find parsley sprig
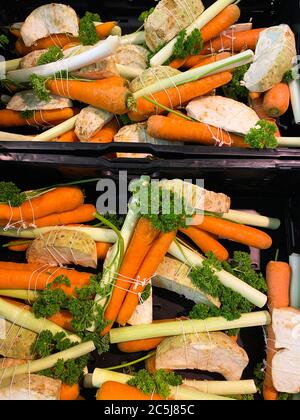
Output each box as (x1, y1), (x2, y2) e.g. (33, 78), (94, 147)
(0, 181), (26, 206)
(79, 12), (101, 46)
(245, 120), (278, 149)
(223, 64), (250, 103)
(138, 7), (154, 22)
(37, 46), (64, 66)
(128, 369), (182, 398)
(0, 34), (9, 49)
(172, 29), (203, 60)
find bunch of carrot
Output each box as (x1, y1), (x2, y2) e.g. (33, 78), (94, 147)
(0, 108), (78, 128)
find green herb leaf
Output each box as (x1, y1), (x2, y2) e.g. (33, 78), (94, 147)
(0, 34), (9, 49)
(42, 356), (89, 386)
(29, 74), (50, 102)
(244, 120), (278, 149)
(128, 369), (182, 398)
(140, 283), (151, 304)
(20, 110), (35, 119)
(33, 330), (76, 358)
(0, 181), (26, 206)
(97, 213), (125, 230)
(37, 46), (63, 66)
(282, 70), (294, 84)
(223, 64), (250, 103)
(119, 114), (134, 126)
(138, 7), (154, 22)
(79, 12), (101, 46)
(172, 29), (203, 60)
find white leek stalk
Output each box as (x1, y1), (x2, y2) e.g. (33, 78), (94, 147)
(0, 58), (21, 73)
(121, 31), (145, 45)
(7, 36), (120, 83)
(116, 64), (143, 79)
(277, 137), (300, 147)
(289, 253), (300, 400)
(0, 289), (39, 302)
(0, 297), (80, 342)
(87, 368), (256, 396)
(0, 131), (34, 141)
(289, 79), (300, 125)
(169, 241), (267, 307)
(134, 50), (254, 100)
(0, 341), (95, 381)
(150, 0), (236, 66)
(32, 115), (78, 142)
(222, 209), (280, 230)
(87, 369), (234, 400)
(0, 225), (117, 243)
(109, 311), (271, 343)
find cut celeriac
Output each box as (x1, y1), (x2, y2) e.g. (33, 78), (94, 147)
(75, 106), (113, 142)
(7, 90), (72, 112)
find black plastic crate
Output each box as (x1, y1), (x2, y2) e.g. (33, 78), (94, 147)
(0, 156), (299, 398)
(0, 0), (299, 158)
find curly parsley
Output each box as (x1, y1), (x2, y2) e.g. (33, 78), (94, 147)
(189, 251), (267, 322)
(172, 29), (203, 60)
(128, 369), (182, 398)
(223, 64), (250, 103)
(37, 46), (63, 66)
(140, 283), (151, 304)
(0, 181), (26, 206)
(29, 74), (50, 102)
(138, 7), (154, 22)
(79, 12), (101, 46)
(0, 34), (9, 49)
(282, 70), (294, 84)
(20, 110), (35, 119)
(245, 120), (278, 149)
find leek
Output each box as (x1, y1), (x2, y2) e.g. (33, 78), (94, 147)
(1, 58), (21, 73)
(0, 289), (39, 302)
(169, 241), (267, 307)
(289, 253), (300, 400)
(289, 79), (300, 125)
(0, 131), (34, 141)
(0, 341), (95, 381)
(120, 31), (145, 45)
(150, 0), (237, 66)
(221, 209), (280, 230)
(32, 115), (78, 142)
(0, 297), (80, 342)
(110, 311), (271, 343)
(0, 225), (117, 243)
(86, 369), (235, 400)
(277, 137), (300, 147)
(134, 50), (254, 100)
(7, 36), (120, 83)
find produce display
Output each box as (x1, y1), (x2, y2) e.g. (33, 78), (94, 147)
(0, 175), (298, 401)
(0, 0), (299, 149)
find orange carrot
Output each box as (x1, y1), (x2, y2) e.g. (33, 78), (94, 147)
(193, 215), (272, 249)
(0, 187), (84, 223)
(95, 22), (116, 39)
(88, 120), (119, 143)
(264, 261), (291, 400)
(168, 57), (188, 69)
(97, 381), (164, 400)
(60, 383), (80, 400)
(0, 108), (78, 128)
(0, 262), (43, 270)
(147, 115), (248, 148)
(263, 83), (290, 118)
(200, 5), (241, 43)
(62, 42), (81, 51)
(9, 27), (21, 38)
(0, 265), (91, 296)
(190, 52), (231, 69)
(250, 97), (281, 137)
(96, 242), (112, 260)
(102, 218), (159, 335)
(117, 230), (177, 326)
(249, 92), (261, 100)
(145, 355), (158, 374)
(8, 241), (31, 252)
(201, 28), (265, 54)
(15, 34), (78, 56)
(179, 226), (229, 261)
(47, 77), (129, 114)
(56, 130), (79, 143)
(128, 72), (232, 121)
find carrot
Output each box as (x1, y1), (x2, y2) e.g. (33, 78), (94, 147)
(117, 230), (177, 326)
(96, 242), (112, 260)
(10, 27), (21, 38)
(15, 34), (78, 56)
(0, 265), (92, 296)
(56, 130), (79, 143)
(102, 218), (159, 335)
(147, 115), (248, 148)
(264, 261), (291, 400)
(250, 97), (281, 137)
(0, 108), (78, 128)
(27, 204), (96, 228)
(62, 42), (81, 51)
(96, 381), (164, 401)
(263, 83), (290, 118)
(249, 92), (261, 100)
(0, 262), (43, 270)
(230, 335), (238, 342)
(193, 215), (272, 249)
(168, 57), (187, 69)
(201, 28), (265, 55)
(190, 52), (231, 69)
(95, 22), (116, 39)
(88, 120), (119, 143)
(60, 383), (80, 400)
(0, 187), (84, 223)
(128, 72), (232, 121)
(201, 4), (241, 44)
(8, 241), (31, 252)
(179, 226), (229, 261)
(145, 355), (158, 374)
(47, 77), (129, 115)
